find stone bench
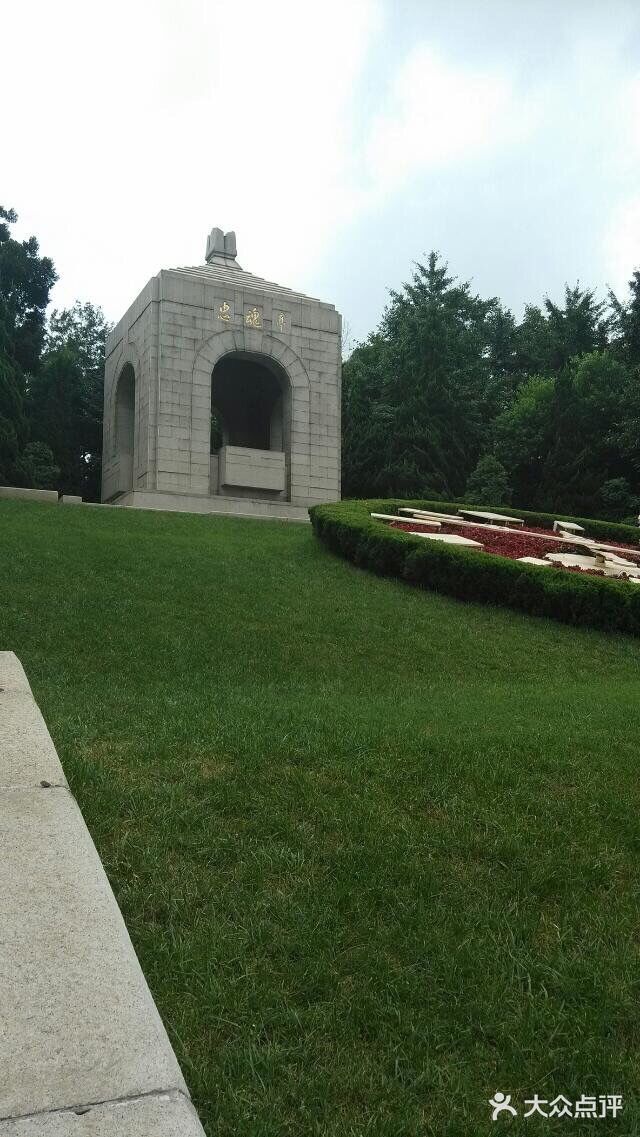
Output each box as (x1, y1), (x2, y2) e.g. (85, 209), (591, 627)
(398, 507), (462, 523)
(370, 513), (441, 529)
(0, 653), (205, 1136)
(458, 509), (524, 527)
(415, 532), (484, 548)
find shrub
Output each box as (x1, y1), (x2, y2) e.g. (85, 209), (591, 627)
(597, 477), (640, 522)
(309, 500), (640, 638)
(17, 442), (60, 490)
(465, 455), (512, 506)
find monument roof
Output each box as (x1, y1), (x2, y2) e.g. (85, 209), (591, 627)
(165, 226), (333, 308)
(167, 261), (331, 307)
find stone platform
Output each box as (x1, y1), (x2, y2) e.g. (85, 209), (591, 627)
(115, 489), (311, 522)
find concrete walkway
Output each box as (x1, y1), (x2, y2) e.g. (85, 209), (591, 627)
(0, 654), (205, 1135)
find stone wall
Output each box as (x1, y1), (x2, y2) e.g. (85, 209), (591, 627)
(219, 445), (286, 493)
(102, 278), (158, 502)
(103, 263), (341, 508)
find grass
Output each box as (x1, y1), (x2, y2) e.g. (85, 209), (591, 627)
(1, 499), (640, 1135)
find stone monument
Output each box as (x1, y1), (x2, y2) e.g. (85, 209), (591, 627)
(102, 228), (342, 519)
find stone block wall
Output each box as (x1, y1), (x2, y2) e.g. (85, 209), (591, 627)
(219, 445), (286, 493)
(103, 279), (158, 503)
(102, 264), (341, 508)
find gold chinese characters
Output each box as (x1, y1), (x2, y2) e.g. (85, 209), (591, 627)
(218, 301), (231, 321)
(245, 307), (262, 328)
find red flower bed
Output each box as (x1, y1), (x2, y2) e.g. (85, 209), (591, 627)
(389, 519), (558, 559)
(441, 523), (559, 559)
(389, 518), (640, 577)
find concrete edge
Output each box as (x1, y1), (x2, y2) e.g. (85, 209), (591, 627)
(0, 655), (68, 789)
(115, 489), (311, 523)
(0, 1086), (202, 1132)
(0, 653), (206, 1136)
(0, 1090), (204, 1135)
(0, 489), (84, 505)
(0, 487), (59, 503)
(123, 503), (311, 524)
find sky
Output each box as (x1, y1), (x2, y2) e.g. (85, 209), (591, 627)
(4, 0), (640, 348)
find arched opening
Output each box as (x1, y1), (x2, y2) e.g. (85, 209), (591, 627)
(210, 352), (289, 499)
(114, 363), (135, 493)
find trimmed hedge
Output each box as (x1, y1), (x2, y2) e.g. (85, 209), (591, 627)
(309, 500), (640, 638)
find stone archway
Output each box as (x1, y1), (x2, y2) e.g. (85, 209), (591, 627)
(114, 363), (135, 493)
(211, 353), (286, 451)
(191, 328), (311, 502)
(210, 350), (291, 499)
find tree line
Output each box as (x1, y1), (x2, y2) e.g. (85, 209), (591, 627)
(3, 202), (639, 520)
(0, 206), (109, 500)
(343, 252), (640, 521)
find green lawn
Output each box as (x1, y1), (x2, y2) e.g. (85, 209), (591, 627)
(1, 499), (639, 1136)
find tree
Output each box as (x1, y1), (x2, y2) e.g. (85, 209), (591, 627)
(350, 253), (499, 498)
(382, 254), (495, 496)
(493, 351), (640, 515)
(543, 285), (608, 371)
(609, 271), (640, 364)
(538, 351), (638, 515)
(464, 455), (512, 505)
(0, 206), (57, 373)
(511, 287), (607, 380)
(29, 301), (110, 499)
(0, 206), (56, 485)
(597, 477), (639, 522)
(512, 304), (556, 378)
(0, 354), (26, 483)
(483, 304), (520, 417)
(28, 346), (83, 493)
(493, 376), (556, 508)
(339, 248), (640, 519)
(341, 334), (395, 496)
(17, 442), (59, 489)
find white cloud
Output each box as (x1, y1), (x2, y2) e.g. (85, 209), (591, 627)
(604, 195), (640, 297)
(3, 0), (640, 337)
(364, 46), (532, 194)
(3, 0), (382, 316)
(601, 70), (640, 296)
